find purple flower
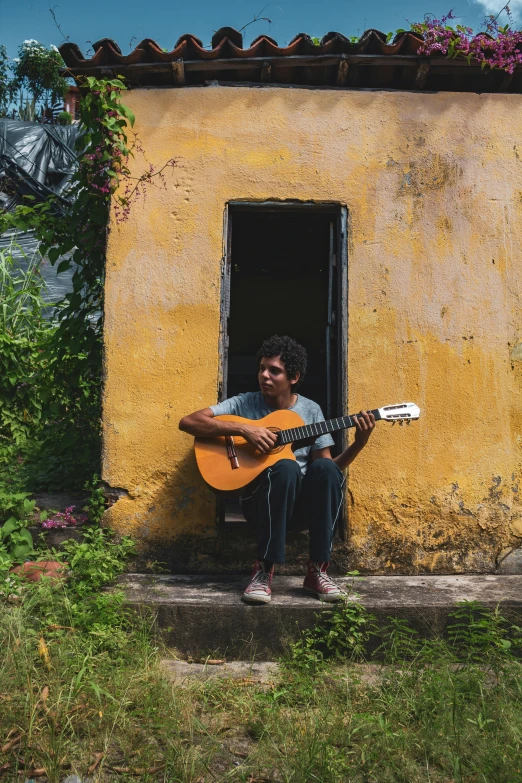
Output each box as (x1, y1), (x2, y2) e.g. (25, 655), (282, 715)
(42, 506), (88, 529)
(414, 9), (522, 72)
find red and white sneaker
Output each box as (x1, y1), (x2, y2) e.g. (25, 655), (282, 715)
(303, 561), (345, 602)
(242, 560), (274, 604)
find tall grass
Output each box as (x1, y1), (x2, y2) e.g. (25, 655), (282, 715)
(1, 587), (522, 782)
(0, 239), (50, 336)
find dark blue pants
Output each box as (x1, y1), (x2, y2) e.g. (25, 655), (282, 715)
(239, 458), (345, 564)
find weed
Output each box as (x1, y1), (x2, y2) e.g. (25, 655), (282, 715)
(61, 524), (136, 597)
(447, 600), (514, 663)
(377, 616), (422, 663)
(0, 489), (41, 570)
(83, 473), (107, 524)
(289, 595), (376, 670)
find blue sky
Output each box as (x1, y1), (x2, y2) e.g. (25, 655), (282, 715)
(0, 0), (518, 59)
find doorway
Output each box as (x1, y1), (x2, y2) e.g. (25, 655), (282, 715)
(219, 202), (348, 528)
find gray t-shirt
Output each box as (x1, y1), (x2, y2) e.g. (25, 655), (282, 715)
(209, 391), (334, 475)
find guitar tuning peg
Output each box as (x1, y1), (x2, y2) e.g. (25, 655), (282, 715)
(399, 420), (404, 426)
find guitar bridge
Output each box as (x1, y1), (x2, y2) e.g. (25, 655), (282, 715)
(225, 436), (239, 469)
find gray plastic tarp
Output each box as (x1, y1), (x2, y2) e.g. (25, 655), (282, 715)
(0, 119), (82, 191)
(0, 230), (75, 307)
(0, 119), (84, 307)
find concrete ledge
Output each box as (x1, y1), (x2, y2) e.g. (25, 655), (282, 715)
(119, 573), (522, 660)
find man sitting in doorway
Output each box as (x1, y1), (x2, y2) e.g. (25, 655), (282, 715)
(179, 335), (375, 604)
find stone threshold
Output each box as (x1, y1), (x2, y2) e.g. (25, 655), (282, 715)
(119, 573), (522, 661)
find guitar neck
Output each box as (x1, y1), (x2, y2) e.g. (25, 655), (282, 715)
(278, 408), (382, 446)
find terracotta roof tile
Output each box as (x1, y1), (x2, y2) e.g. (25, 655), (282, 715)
(59, 28), (522, 93)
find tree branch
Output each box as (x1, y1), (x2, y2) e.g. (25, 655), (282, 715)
(48, 4), (70, 42)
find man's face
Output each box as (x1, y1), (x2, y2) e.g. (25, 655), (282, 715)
(258, 355), (299, 397)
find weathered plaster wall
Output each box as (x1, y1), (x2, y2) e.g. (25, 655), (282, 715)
(103, 86), (522, 573)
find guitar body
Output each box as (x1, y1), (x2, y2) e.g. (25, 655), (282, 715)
(194, 410), (305, 491)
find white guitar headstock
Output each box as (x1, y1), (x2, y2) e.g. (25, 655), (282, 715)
(378, 402), (420, 425)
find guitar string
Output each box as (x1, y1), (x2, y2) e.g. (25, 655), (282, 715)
(279, 413), (358, 445)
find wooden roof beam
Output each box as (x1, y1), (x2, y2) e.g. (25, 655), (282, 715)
(172, 59), (185, 85)
(498, 70), (514, 92)
(337, 55), (349, 87)
(261, 60), (272, 82)
(414, 62), (430, 89)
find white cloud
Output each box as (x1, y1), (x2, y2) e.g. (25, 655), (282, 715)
(471, 0), (522, 23)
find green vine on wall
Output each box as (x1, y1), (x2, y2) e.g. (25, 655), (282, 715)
(1, 75), (176, 425)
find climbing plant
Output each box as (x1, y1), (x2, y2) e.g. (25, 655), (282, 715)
(412, 7), (522, 73)
(4, 75), (174, 362)
(0, 75), (175, 489)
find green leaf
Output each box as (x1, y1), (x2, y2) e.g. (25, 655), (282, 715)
(22, 499), (36, 515)
(12, 542), (32, 559)
(48, 247), (60, 264)
(120, 104), (135, 126)
(57, 259), (71, 273)
(17, 528), (33, 546)
(1, 518), (19, 536)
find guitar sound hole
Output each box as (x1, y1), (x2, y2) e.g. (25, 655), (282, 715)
(267, 427), (285, 454)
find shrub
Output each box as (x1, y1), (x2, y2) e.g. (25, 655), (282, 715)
(57, 109), (72, 125)
(61, 525), (136, 598)
(0, 240), (101, 491)
(11, 40), (68, 115)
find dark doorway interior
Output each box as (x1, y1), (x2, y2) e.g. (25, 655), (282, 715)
(221, 203), (346, 523)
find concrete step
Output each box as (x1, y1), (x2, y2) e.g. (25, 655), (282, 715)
(160, 659), (280, 686)
(119, 573), (522, 661)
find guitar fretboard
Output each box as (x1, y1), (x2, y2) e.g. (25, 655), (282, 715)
(278, 408), (382, 446)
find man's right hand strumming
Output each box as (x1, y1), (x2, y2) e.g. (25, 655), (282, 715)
(179, 407), (277, 453)
(240, 424), (278, 453)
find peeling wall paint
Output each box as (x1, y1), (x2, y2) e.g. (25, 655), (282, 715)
(103, 86), (522, 573)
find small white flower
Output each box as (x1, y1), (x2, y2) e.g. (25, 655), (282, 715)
(23, 39), (39, 44)
(13, 57), (20, 63)
(51, 44), (58, 51)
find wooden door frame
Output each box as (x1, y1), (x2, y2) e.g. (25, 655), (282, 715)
(218, 200), (349, 537)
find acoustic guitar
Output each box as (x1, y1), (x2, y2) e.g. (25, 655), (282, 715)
(195, 402), (420, 491)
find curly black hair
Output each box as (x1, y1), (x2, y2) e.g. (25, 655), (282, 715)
(256, 335), (307, 389)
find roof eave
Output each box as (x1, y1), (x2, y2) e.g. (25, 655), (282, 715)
(61, 53), (522, 94)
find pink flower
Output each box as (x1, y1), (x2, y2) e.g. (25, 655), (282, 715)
(42, 505), (89, 529)
(414, 8), (522, 72)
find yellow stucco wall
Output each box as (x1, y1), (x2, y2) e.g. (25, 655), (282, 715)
(103, 86), (522, 573)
